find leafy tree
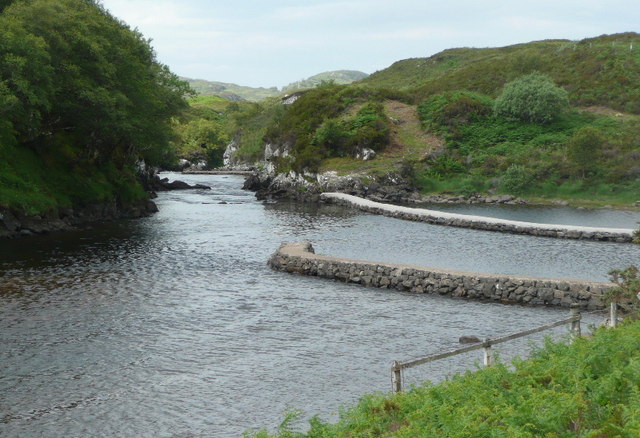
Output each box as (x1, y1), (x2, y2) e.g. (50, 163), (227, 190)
(494, 72), (569, 124)
(0, 0), (191, 166)
(174, 118), (228, 168)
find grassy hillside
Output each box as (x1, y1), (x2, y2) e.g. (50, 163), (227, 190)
(250, 320), (640, 437)
(233, 33), (640, 207)
(362, 33), (640, 113)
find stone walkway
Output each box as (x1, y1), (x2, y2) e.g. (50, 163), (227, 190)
(269, 241), (611, 309)
(321, 193), (634, 243)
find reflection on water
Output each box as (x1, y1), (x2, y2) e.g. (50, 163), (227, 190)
(0, 173), (635, 437)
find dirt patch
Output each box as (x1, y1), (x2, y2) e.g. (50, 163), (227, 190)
(580, 106), (628, 117)
(383, 100), (444, 159)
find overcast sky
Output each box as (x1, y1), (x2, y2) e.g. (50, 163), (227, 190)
(99, 0), (639, 88)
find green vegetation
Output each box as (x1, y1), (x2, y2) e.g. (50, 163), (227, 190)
(249, 319), (640, 437)
(606, 266), (640, 311)
(262, 84), (404, 173)
(170, 96), (235, 168)
(0, 0), (190, 214)
(183, 70), (368, 103)
(361, 33), (640, 113)
(415, 87), (640, 203)
(226, 33), (640, 207)
(493, 72), (569, 123)
(282, 70), (369, 94)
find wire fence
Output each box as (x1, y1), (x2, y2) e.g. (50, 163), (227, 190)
(390, 306), (612, 393)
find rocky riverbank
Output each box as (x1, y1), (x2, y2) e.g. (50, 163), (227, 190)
(0, 171), (211, 239)
(241, 166), (535, 206)
(0, 199), (159, 238)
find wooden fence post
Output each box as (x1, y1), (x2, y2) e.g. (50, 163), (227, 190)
(570, 306), (581, 339)
(391, 361), (402, 393)
(483, 340), (493, 367)
(610, 302), (618, 328)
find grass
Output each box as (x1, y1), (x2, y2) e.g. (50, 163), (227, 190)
(248, 319), (640, 437)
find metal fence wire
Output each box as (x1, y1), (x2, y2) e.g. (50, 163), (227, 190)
(390, 306), (609, 393)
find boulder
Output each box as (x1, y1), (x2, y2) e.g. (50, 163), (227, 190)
(458, 335), (482, 344)
(157, 178), (211, 191)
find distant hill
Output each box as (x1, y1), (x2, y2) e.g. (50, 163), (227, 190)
(281, 70), (369, 94)
(183, 78), (280, 102)
(183, 70), (369, 102)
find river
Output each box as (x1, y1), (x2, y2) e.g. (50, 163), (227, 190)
(1, 173), (639, 437)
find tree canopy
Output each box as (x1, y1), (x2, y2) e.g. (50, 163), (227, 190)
(0, 0), (191, 166)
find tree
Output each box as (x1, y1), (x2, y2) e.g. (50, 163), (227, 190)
(0, 0), (191, 166)
(494, 72), (569, 124)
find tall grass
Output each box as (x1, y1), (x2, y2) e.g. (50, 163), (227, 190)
(248, 320), (640, 437)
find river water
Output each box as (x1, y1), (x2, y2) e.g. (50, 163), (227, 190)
(1, 173), (639, 437)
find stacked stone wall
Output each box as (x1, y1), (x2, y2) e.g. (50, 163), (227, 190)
(269, 242), (612, 310)
(321, 193), (634, 243)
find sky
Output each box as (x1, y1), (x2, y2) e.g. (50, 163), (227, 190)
(99, 0), (639, 89)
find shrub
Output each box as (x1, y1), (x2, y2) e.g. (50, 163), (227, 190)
(312, 119), (348, 157)
(501, 164), (531, 193)
(494, 72), (569, 124)
(567, 126), (605, 177)
(348, 103), (389, 152)
(606, 266), (640, 313)
(418, 90), (494, 135)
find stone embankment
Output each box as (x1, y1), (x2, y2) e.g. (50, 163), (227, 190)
(321, 193), (634, 243)
(268, 242), (612, 310)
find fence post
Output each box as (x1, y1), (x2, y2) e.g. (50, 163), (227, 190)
(610, 302), (618, 328)
(570, 305), (581, 339)
(483, 340), (493, 367)
(391, 361), (402, 393)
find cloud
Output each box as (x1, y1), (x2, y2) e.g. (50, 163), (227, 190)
(99, 0), (640, 87)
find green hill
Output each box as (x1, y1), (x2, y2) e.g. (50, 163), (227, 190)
(361, 32), (640, 113)
(281, 70), (369, 93)
(184, 78), (280, 102)
(234, 32), (640, 207)
(183, 70), (369, 102)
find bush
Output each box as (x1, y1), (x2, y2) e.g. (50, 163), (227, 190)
(418, 91), (494, 135)
(494, 72), (569, 124)
(567, 126), (605, 177)
(501, 164), (531, 193)
(606, 266), (640, 313)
